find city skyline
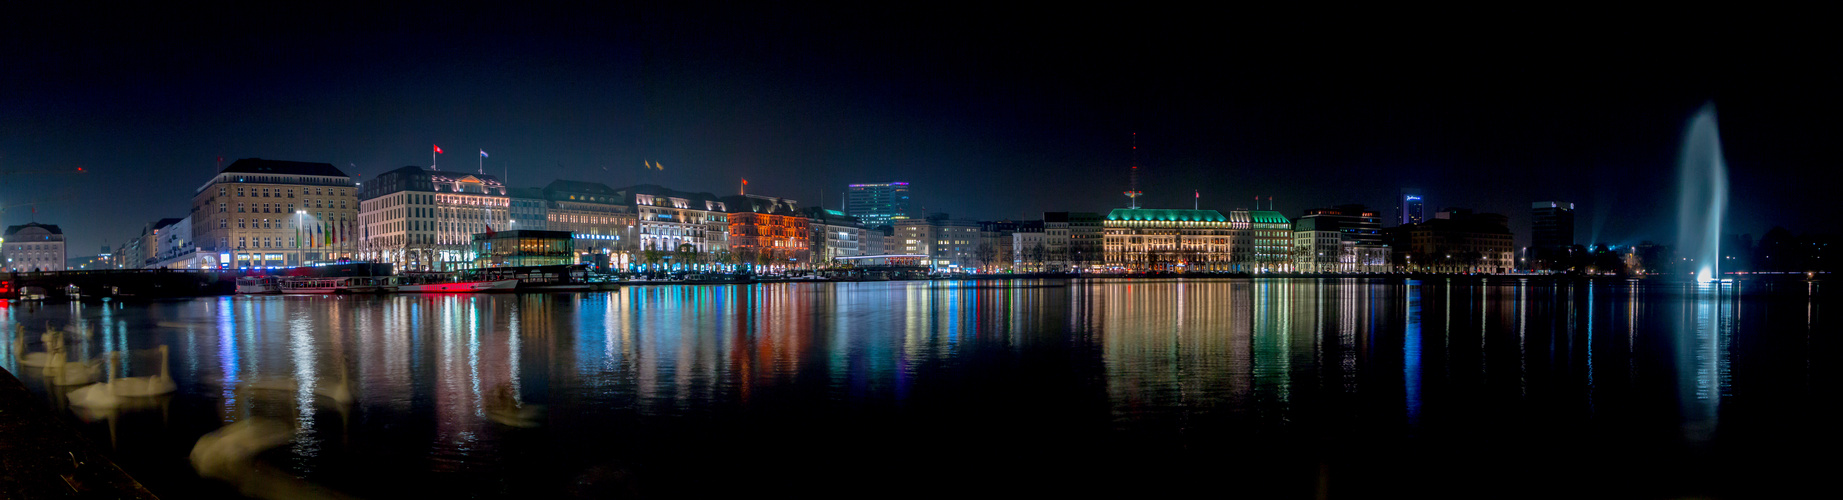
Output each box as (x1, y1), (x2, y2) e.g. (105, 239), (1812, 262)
(4, 6), (1836, 254)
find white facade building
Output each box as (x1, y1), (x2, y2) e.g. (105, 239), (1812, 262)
(615, 184), (729, 256)
(357, 166), (510, 272)
(3, 223), (66, 272)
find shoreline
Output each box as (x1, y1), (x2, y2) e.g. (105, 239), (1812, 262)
(0, 366), (160, 499)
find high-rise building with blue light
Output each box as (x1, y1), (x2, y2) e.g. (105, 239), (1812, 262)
(846, 182), (911, 229)
(1400, 188), (1425, 226)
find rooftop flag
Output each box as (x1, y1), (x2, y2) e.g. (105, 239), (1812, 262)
(480, 150), (488, 158)
(434, 145), (443, 154)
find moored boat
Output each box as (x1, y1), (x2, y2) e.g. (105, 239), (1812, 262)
(459, 264), (613, 292)
(397, 276), (520, 293)
(278, 276), (379, 294)
(234, 276), (281, 294)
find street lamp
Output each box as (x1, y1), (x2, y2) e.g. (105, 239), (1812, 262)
(296, 210), (306, 266)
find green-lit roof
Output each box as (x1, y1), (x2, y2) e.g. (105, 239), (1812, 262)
(1247, 210), (1290, 224)
(1105, 208), (1227, 222)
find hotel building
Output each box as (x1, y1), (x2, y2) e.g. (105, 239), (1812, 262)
(190, 158), (357, 269)
(1102, 208), (1235, 272)
(543, 180), (637, 271)
(722, 194), (809, 270)
(614, 184), (730, 261)
(357, 166), (509, 272)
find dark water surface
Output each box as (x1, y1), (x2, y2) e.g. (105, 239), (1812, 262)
(2, 279), (1835, 498)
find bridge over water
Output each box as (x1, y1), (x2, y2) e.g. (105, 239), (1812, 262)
(1, 269), (235, 300)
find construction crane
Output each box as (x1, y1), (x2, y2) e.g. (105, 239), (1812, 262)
(0, 191), (79, 217)
(0, 166), (87, 176)
(1, 165), (86, 218)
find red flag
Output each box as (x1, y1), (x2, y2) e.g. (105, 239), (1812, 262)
(742, 179), (748, 185)
(434, 145), (443, 154)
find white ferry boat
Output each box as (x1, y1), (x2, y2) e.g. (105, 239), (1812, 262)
(395, 274), (519, 293)
(234, 276), (281, 294)
(278, 276), (381, 294)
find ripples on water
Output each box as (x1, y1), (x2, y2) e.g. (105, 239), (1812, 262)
(1, 279), (1834, 498)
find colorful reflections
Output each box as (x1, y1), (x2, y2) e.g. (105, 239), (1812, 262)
(0, 278), (1817, 498)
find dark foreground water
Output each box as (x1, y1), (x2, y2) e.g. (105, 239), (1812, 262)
(2, 279), (1836, 499)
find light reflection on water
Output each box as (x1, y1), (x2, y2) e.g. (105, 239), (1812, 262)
(0, 279), (1831, 498)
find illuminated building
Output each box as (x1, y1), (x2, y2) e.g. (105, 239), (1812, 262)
(1043, 212), (1104, 271)
(471, 230), (574, 268)
(722, 194), (809, 271)
(543, 180), (637, 271)
(1102, 208), (1234, 272)
(1293, 216), (1345, 273)
(508, 187), (549, 230)
(896, 213), (979, 272)
(1532, 201), (1576, 248)
(65, 247), (111, 271)
(976, 220), (1022, 272)
(115, 218), (181, 269)
(1400, 188), (1426, 226)
(3, 222), (65, 272)
(1393, 208), (1515, 273)
(192, 158), (357, 269)
(1292, 205), (1389, 273)
(357, 165), (509, 272)
(613, 185), (730, 268)
(863, 225), (892, 256)
(1228, 209), (1294, 273)
(65, 245), (111, 271)
(806, 206), (867, 264)
(148, 216), (209, 269)
(845, 181), (911, 229)
(1011, 221), (1046, 271)
(1069, 212), (1105, 271)
(1531, 200), (1576, 271)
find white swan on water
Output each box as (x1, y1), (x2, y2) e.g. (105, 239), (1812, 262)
(190, 418), (358, 500)
(67, 345), (177, 411)
(13, 323), (63, 369)
(47, 322), (103, 386)
(239, 365), (355, 407)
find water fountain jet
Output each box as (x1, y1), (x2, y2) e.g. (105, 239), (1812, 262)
(1676, 103), (1728, 283)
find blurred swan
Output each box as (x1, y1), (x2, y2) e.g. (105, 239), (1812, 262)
(105, 345), (177, 397)
(239, 351), (355, 408)
(238, 355), (357, 435)
(47, 355), (103, 386)
(47, 321), (102, 386)
(240, 375), (352, 407)
(14, 324), (63, 368)
(191, 418), (359, 500)
(486, 383), (546, 428)
(67, 345), (177, 413)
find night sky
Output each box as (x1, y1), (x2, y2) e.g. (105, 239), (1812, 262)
(5, 6), (1836, 254)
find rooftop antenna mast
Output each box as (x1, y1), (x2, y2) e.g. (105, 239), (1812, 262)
(1124, 132), (1141, 209)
